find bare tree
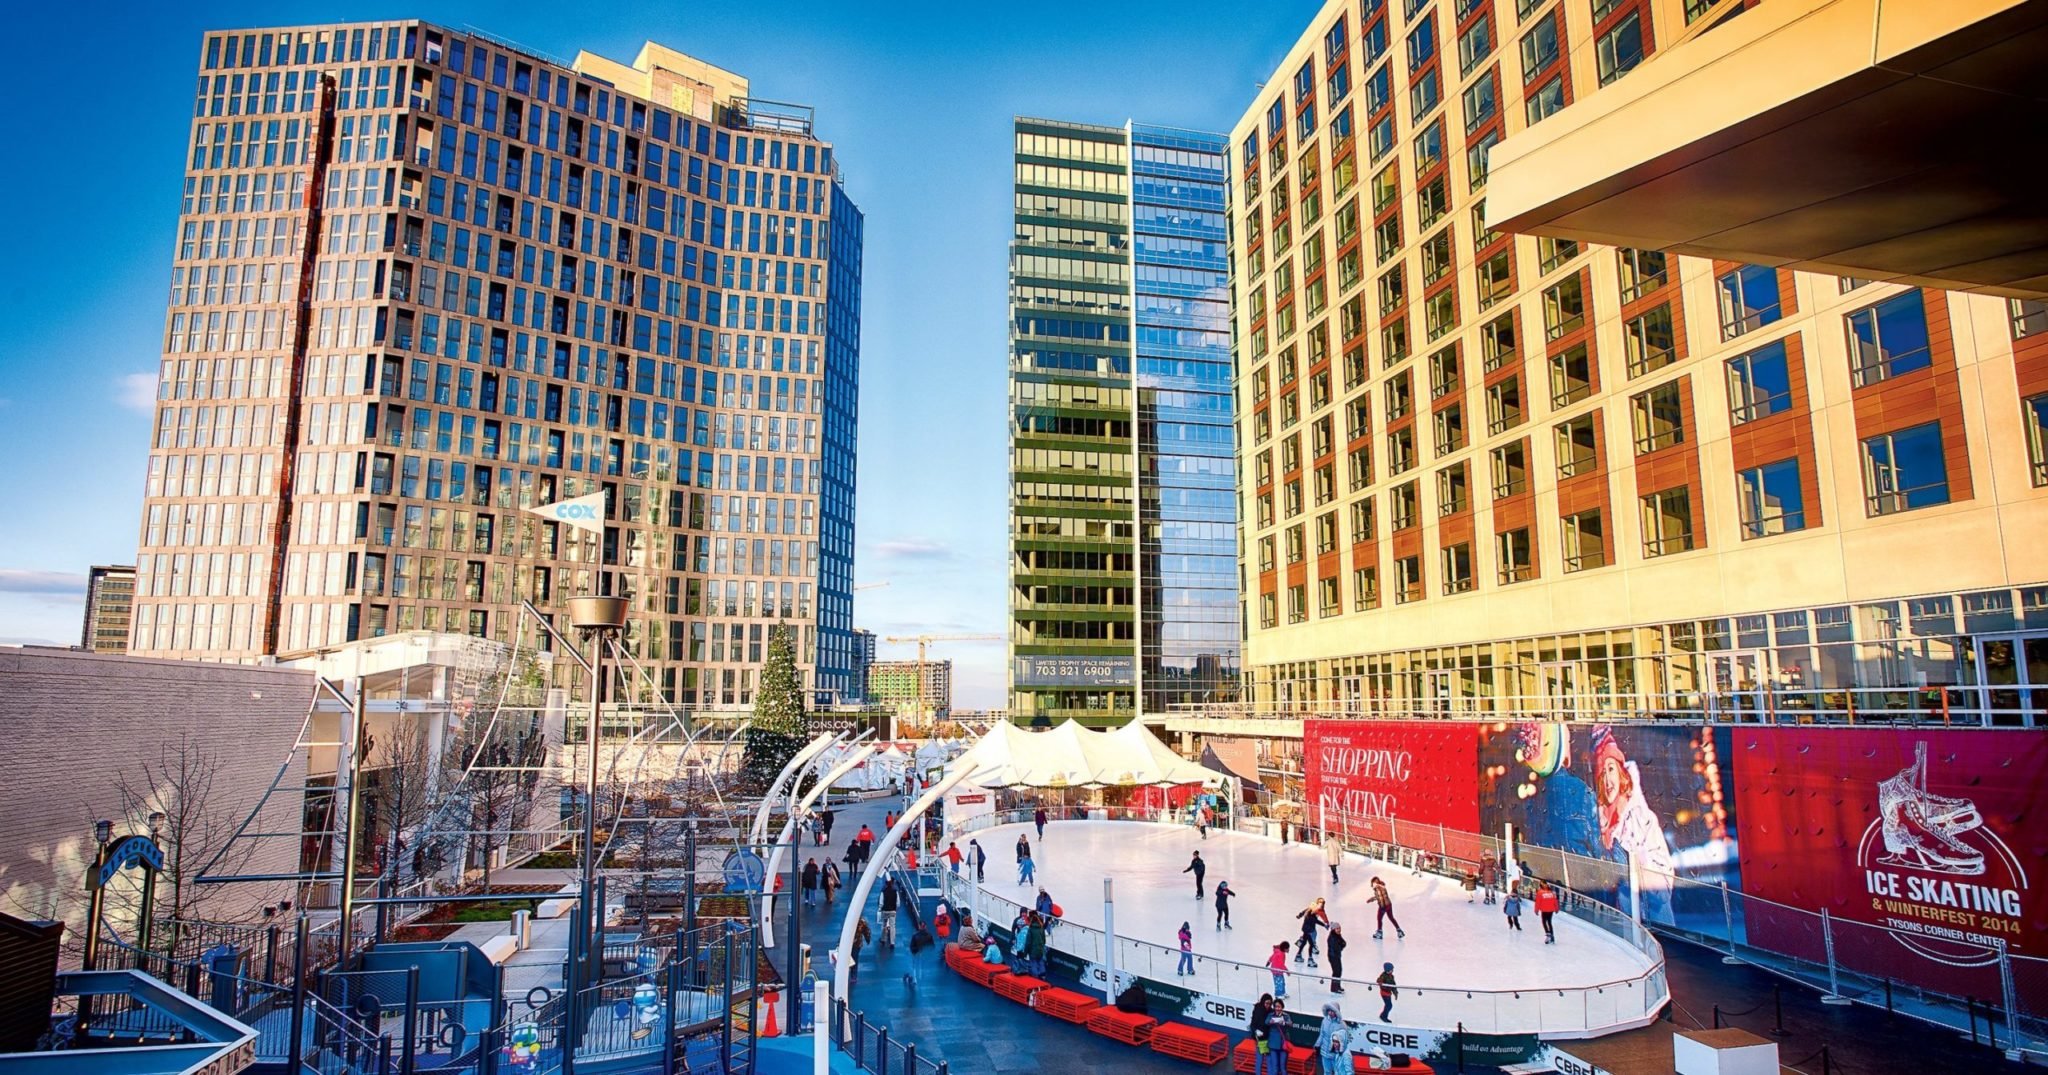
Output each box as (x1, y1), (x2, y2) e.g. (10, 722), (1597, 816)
(109, 734), (262, 953)
(365, 717), (436, 892)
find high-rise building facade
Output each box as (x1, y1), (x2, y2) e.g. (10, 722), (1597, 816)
(82, 565), (137, 654)
(133, 23), (862, 708)
(848, 627), (875, 704)
(1221, 0), (2048, 724)
(1008, 118), (1237, 727)
(867, 658), (953, 720)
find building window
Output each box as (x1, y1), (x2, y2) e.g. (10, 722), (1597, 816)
(1481, 313), (1518, 371)
(1623, 304), (1676, 377)
(1525, 76), (1566, 124)
(2009, 298), (2048, 340)
(1542, 275), (1586, 340)
(1477, 249), (1514, 308)
(1319, 577), (1342, 618)
(1737, 458), (1808, 538)
(1408, 17), (1439, 72)
(1372, 163), (1400, 212)
(1862, 421), (1950, 515)
(1368, 113), (1397, 161)
(1379, 265), (1407, 315)
(1410, 67), (1444, 119)
(1394, 555), (1424, 603)
(1640, 487), (1696, 556)
(1548, 343), (1593, 407)
(1726, 340), (1792, 425)
(1596, 11), (1645, 85)
(1467, 128), (1500, 193)
(1429, 346), (1461, 398)
(1537, 237), (1580, 274)
(1350, 497), (1377, 541)
(1288, 583), (1308, 623)
(1438, 462), (1470, 515)
(1434, 403), (1466, 453)
(1317, 512), (1339, 554)
(1385, 370), (1414, 419)
(1353, 565), (1380, 610)
(1258, 535), (1276, 572)
(2027, 393), (2048, 486)
(1441, 542), (1475, 593)
(1459, 14), (1495, 76)
(1630, 380), (1684, 454)
(1561, 509), (1606, 572)
(1519, 13), (1560, 79)
(1348, 444), (1374, 490)
(1555, 415), (1597, 477)
(1417, 175), (1450, 228)
(1383, 317), (1411, 366)
(1390, 481), (1419, 530)
(1486, 375), (1524, 434)
(1422, 228), (1455, 285)
(1260, 592), (1278, 628)
(1286, 524), (1306, 563)
(1617, 248), (1668, 302)
(1462, 75), (1498, 133)
(1374, 214), (1403, 264)
(1496, 527), (1533, 584)
(1491, 441), (1528, 497)
(1845, 290), (1932, 388)
(1716, 265), (1782, 339)
(1425, 289), (1459, 340)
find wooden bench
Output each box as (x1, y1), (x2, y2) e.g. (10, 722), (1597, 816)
(1150, 1022), (1229, 1065)
(993, 974), (1048, 1005)
(1085, 1008), (1157, 1045)
(1033, 987), (1101, 1024)
(1230, 1039), (1315, 1075)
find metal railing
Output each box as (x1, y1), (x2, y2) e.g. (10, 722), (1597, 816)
(831, 997), (950, 1075)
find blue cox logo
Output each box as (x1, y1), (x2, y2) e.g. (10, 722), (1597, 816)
(554, 504), (598, 520)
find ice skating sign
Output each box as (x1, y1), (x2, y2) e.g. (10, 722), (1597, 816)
(1856, 741), (2028, 966)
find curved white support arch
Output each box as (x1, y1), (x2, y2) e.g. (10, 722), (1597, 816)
(760, 744), (878, 947)
(750, 732), (843, 845)
(831, 765), (991, 1001)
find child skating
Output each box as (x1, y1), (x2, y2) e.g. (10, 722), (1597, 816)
(1503, 891), (1524, 932)
(1293, 897), (1328, 967)
(1266, 941), (1289, 998)
(1367, 876), (1405, 940)
(1214, 880), (1235, 929)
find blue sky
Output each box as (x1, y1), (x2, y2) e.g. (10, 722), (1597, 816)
(0, 0), (1309, 705)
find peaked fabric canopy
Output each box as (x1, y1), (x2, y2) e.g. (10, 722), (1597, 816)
(948, 719), (1223, 789)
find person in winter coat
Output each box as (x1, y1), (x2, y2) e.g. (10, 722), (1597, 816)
(957, 918), (986, 955)
(1479, 853), (1500, 905)
(1261, 997), (1291, 1075)
(1266, 941), (1290, 998)
(1462, 869), (1480, 903)
(1035, 806), (1049, 839)
(1184, 851), (1207, 898)
(1018, 841), (1036, 885)
(857, 824), (876, 847)
(852, 917), (872, 957)
(801, 859), (820, 907)
(1214, 880), (1235, 929)
(1034, 888), (1056, 928)
(1535, 882), (1561, 943)
(944, 841), (963, 873)
(879, 877), (900, 945)
(1024, 912), (1049, 977)
(1375, 963), (1398, 1022)
(1367, 877), (1405, 940)
(821, 808), (836, 840)
(969, 838), (987, 882)
(1198, 805), (1212, 839)
(1504, 891), (1525, 932)
(1326, 922), (1348, 993)
(1315, 1002), (1350, 1073)
(823, 859), (842, 903)
(1247, 995), (1273, 1071)
(1293, 898), (1328, 966)
(1323, 833), (1345, 883)
(1176, 922), (1195, 976)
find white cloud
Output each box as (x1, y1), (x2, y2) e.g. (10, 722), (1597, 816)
(115, 372), (159, 413)
(872, 538), (952, 560)
(0, 569), (86, 596)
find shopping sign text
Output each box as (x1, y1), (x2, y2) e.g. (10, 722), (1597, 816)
(1316, 746), (1413, 818)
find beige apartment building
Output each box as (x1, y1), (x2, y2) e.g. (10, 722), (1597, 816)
(1222, 0), (2048, 727)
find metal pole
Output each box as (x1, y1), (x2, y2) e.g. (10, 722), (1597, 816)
(400, 964), (420, 1075)
(287, 915), (310, 1074)
(339, 670), (370, 960)
(265, 925), (280, 985)
(813, 978), (831, 1075)
(684, 820), (699, 938)
(787, 827), (803, 1034)
(579, 625), (610, 1001)
(1627, 848), (1642, 924)
(82, 843), (108, 972)
(1999, 939), (2023, 1060)
(1102, 877), (1118, 1002)
(720, 929), (734, 1074)
(1819, 908), (1850, 1004)
(1720, 881), (1743, 964)
(138, 856), (160, 957)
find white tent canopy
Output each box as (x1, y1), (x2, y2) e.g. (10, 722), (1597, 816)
(947, 719), (1223, 789)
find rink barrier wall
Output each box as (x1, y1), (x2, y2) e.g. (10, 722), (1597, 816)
(935, 808), (1668, 1045)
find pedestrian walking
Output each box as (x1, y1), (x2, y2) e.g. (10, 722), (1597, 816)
(843, 840), (861, 878)
(880, 876), (900, 945)
(823, 859), (842, 903)
(1214, 880), (1235, 929)
(972, 839), (987, 882)
(1535, 882), (1560, 943)
(1183, 850), (1207, 899)
(885, 810), (896, 831)
(857, 824), (876, 848)
(1266, 942), (1290, 999)
(801, 858), (820, 908)
(1326, 922), (1347, 993)
(1503, 891), (1524, 932)
(1367, 877), (1405, 940)
(1176, 922), (1195, 976)
(1034, 806), (1048, 839)
(1261, 997), (1290, 1075)
(821, 808), (836, 840)
(1375, 963), (1397, 1023)
(1315, 1002), (1350, 1074)
(1323, 833), (1344, 883)
(1293, 897), (1327, 966)
(944, 841), (963, 874)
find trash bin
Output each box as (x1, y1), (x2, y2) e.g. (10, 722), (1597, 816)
(511, 909), (532, 950)
(202, 944), (242, 1012)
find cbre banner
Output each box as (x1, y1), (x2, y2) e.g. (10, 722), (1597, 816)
(1303, 720), (1481, 834)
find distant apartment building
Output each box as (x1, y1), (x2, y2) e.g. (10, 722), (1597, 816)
(81, 565), (136, 654)
(868, 658), (952, 720)
(132, 22), (863, 708)
(848, 627), (875, 704)
(1220, 0), (2048, 725)
(1008, 118), (1240, 727)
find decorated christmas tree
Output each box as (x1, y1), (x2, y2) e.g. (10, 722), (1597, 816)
(740, 623), (811, 792)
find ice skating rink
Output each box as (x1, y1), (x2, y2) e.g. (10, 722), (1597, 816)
(946, 819), (1665, 1036)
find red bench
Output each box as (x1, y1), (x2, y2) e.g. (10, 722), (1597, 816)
(942, 947), (1010, 986)
(1033, 987), (1101, 1024)
(1353, 1056), (1435, 1073)
(1086, 1008), (1157, 1045)
(1230, 1039), (1315, 1075)
(1150, 1022), (1230, 1064)
(994, 974), (1049, 1005)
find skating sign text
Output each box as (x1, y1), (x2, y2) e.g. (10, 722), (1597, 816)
(1304, 720), (1481, 833)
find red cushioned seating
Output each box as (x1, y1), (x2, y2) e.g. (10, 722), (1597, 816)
(994, 974), (1048, 1004)
(1033, 987), (1102, 1024)
(1150, 1021), (1230, 1064)
(1086, 1007), (1157, 1045)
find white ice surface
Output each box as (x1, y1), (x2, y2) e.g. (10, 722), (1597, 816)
(944, 820), (1662, 1036)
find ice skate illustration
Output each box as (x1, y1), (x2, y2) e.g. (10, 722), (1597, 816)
(1876, 742), (1985, 875)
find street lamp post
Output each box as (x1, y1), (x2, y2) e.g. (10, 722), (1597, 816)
(568, 595), (628, 1005)
(81, 819), (114, 972)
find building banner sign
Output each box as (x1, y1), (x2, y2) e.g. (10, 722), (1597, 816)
(1732, 727), (2047, 997)
(1303, 720), (1481, 834)
(1013, 655), (1135, 687)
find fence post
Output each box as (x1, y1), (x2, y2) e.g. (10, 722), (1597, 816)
(903, 1041), (918, 1075)
(265, 925), (280, 985)
(877, 1025), (890, 1073)
(813, 978), (831, 1075)
(1719, 882), (1743, 964)
(287, 916), (309, 1074)
(1772, 983), (1787, 1036)
(1998, 939), (2025, 1060)
(1819, 909), (1850, 1005)
(401, 964), (421, 1075)
(854, 1010), (866, 1068)
(378, 1034), (394, 1075)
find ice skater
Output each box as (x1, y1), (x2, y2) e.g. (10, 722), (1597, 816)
(1184, 850), (1207, 899)
(1177, 922), (1195, 976)
(1367, 877), (1405, 940)
(1326, 922), (1347, 993)
(1198, 804), (1212, 840)
(1293, 897), (1327, 967)
(1375, 962), (1397, 1023)
(970, 838), (986, 883)
(1462, 868), (1479, 903)
(1479, 852), (1499, 905)
(1035, 806), (1048, 839)
(1214, 879), (1235, 929)
(1503, 890), (1524, 932)
(1323, 832), (1344, 883)
(1267, 942), (1290, 998)
(1535, 881), (1560, 943)
(1018, 844), (1036, 886)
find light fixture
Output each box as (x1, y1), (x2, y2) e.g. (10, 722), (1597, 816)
(147, 811), (166, 838)
(93, 819), (113, 845)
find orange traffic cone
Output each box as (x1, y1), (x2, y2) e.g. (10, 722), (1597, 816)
(762, 991), (781, 1037)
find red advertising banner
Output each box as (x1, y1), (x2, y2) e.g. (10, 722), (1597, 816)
(1734, 727), (2048, 996)
(1303, 720), (1481, 834)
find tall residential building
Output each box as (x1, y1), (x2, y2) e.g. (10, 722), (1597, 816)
(848, 627), (875, 703)
(1008, 118), (1238, 727)
(134, 23), (862, 708)
(867, 658), (953, 720)
(81, 565), (136, 654)
(1218, 0), (2048, 725)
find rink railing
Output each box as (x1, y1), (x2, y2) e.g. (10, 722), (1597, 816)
(935, 808), (1668, 1038)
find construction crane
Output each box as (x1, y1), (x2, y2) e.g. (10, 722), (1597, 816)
(881, 633), (1003, 730)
